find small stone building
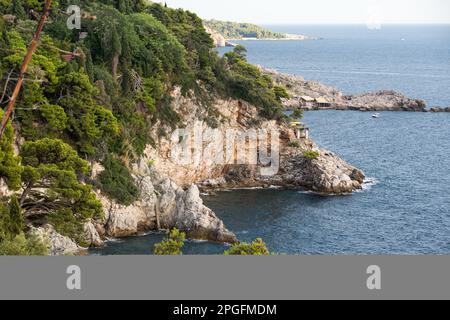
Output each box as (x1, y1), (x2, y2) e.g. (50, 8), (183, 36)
(290, 122), (310, 140)
(315, 97), (332, 108)
(300, 96), (315, 108)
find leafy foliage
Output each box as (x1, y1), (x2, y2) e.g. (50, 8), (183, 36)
(153, 228), (186, 255)
(0, 196), (24, 241)
(224, 47), (284, 119)
(47, 208), (86, 246)
(0, 111), (22, 190)
(19, 138), (103, 221)
(303, 150), (320, 160)
(0, 232), (49, 256)
(224, 238), (271, 255)
(98, 155), (139, 206)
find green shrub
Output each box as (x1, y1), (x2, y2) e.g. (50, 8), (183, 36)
(288, 141), (300, 148)
(224, 238), (270, 255)
(303, 150), (320, 160)
(47, 209), (86, 246)
(273, 86), (290, 101)
(19, 138), (103, 222)
(292, 108), (304, 119)
(40, 104), (68, 131)
(0, 110), (22, 190)
(98, 156), (139, 205)
(224, 47), (283, 120)
(153, 228), (186, 255)
(0, 196), (24, 241)
(0, 232), (49, 256)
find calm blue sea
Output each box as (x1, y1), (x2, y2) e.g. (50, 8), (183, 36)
(235, 25), (450, 107)
(91, 25), (450, 256)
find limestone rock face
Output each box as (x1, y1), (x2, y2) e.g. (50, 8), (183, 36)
(168, 185), (237, 243)
(204, 26), (226, 47)
(83, 222), (104, 247)
(33, 225), (81, 256)
(140, 89), (365, 194)
(280, 150), (365, 193)
(0, 179), (13, 197)
(93, 166), (237, 243)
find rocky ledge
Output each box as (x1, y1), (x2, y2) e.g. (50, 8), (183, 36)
(341, 91), (427, 112)
(429, 107), (450, 112)
(203, 130), (365, 194)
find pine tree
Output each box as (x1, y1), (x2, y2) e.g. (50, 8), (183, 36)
(11, 0), (26, 20)
(0, 196), (24, 241)
(7, 196), (23, 238)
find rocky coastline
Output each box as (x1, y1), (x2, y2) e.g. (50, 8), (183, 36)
(265, 68), (432, 112)
(204, 26), (316, 48)
(3, 81), (370, 256)
(19, 86), (366, 255)
(429, 107), (450, 112)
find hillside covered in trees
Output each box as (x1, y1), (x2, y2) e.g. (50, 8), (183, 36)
(0, 0), (289, 254)
(204, 19), (289, 40)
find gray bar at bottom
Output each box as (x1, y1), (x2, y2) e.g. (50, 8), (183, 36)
(0, 256), (449, 300)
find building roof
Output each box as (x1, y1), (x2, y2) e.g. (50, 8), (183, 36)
(300, 96), (315, 102)
(315, 97), (330, 104)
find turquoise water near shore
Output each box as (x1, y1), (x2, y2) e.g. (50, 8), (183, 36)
(90, 25), (450, 256)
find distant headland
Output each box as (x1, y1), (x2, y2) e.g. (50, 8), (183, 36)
(204, 19), (317, 47)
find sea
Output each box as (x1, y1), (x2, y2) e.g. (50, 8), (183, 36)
(91, 25), (450, 255)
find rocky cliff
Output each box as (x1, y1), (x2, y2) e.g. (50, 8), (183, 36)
(142, 88), (365, 194)
(5, 89), (366, 255)
(204, 26), (227, 48)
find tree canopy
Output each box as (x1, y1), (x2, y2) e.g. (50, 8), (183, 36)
(0, 0), (286, 253)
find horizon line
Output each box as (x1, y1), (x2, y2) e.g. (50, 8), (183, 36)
(210, 21), (450, 26)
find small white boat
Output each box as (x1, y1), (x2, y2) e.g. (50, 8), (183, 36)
(372, 113), (380, 119)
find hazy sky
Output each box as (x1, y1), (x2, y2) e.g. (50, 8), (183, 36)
(163, 0), (450, 24)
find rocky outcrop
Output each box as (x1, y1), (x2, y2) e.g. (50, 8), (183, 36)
(143, 88), (365, 194)
(205, 133), (366, 194)
(263, 67), (344, 104)
(344, 91), (427, 112)
(429, 107), (450, 112)
(32, 225), (82, 256)
(264, 68), (428, 112)
(162, 184), (236, 242)
(83, 222), (104, 247)
(92, 164), (238, 244)
(276, 149), (365, 194)
(204, 26), (227, 48)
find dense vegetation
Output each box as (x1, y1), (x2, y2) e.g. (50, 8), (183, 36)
(0, 0), (286, 254)
(153, 229), (271, 256)
(153, 228), (186, 255)
(224, 238), (270, 255)
(204, 19), (288, 39)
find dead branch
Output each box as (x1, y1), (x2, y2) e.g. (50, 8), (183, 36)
(0, 0), (53, 139)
